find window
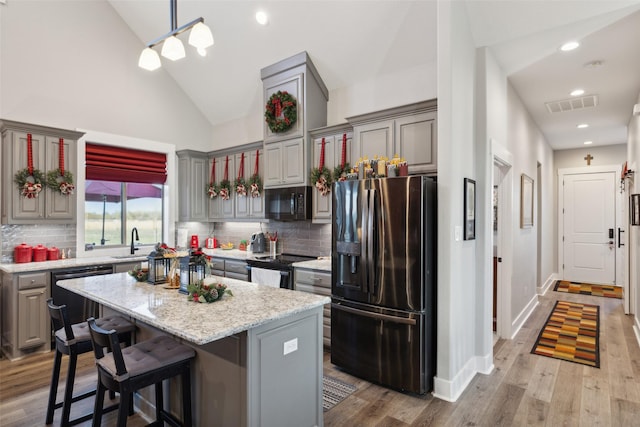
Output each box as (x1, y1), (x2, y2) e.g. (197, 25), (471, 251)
(85, 181), (163, 247)
(84, 143), (168, 249)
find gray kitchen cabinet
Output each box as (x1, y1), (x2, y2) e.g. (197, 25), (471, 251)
(208, 257), (248, 281)
(234, 148), (265, 219)
(309, 124), (353, 223)
(294, 267), (331, 348)
(177, 150), (208, 222)
(208, 154), (236, 220)
(261, 52), (329, 189)
(263, 138), (305, 188)
(1, 270), (50, 360)
(348, 99), (438, 175)
(1, 120), (83, 224)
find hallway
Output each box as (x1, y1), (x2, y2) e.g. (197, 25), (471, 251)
(323, 288), (640, 426)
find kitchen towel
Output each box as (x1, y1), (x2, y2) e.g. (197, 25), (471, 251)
(251, 267), (281, 288)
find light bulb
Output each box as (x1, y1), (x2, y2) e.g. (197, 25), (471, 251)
(188, 22), (214, 50)
(197, 47), (207, 57)
(161, 36), (185, 61)
(256, 11), (269, 26)
(138, 47), (161, 71)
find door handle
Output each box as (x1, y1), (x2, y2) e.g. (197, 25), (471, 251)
(618, 228), (625, 248)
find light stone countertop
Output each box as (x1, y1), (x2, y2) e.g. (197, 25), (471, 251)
(202, 248), (249, 260)
(56, 272), (330, 346)
(292, 258), (332, 272)
(0, 255), (148, 274)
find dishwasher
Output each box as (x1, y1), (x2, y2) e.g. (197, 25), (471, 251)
(51, 265), (114, 326)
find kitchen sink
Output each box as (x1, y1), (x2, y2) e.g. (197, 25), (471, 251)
(111, 255), (145, 259)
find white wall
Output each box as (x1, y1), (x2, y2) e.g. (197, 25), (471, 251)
(0, 0), (212, 150)
(555, 144), (627, 170)
(434, 0), (479, 402)
(628, 94), (640, 339)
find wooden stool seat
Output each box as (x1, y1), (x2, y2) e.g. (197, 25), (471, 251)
(46, 298), (135, 426)
(87, 317), (195, 427)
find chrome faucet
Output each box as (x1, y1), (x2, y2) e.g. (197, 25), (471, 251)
(130, 227), (139, 255)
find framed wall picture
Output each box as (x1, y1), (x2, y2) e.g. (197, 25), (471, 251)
(631, 194), (640, 226)
(520, 174), (534, 228)
(464, 178), (476, 240)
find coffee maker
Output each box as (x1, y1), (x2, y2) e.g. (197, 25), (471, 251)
(250, 232), (266, 253)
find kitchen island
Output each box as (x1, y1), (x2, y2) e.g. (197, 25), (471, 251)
(57, 272), (329, 427)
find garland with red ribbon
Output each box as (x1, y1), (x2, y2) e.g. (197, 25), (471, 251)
(310, 137), (332, 196)
(46, 138), (75, 195)
(333, 133), (351, 182)
(207, 158), (219, 198)
(219, 156), (231, 200)
(249, 149), (262, 198)
(235, 153), (247, 197)
(264, 91), (297, 133)
(14, 133), (44, 198)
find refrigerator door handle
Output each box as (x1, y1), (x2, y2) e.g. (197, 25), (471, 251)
(360, 188), (369, 282)
(367, 188), (376, 294)
(332, 303), (417, 326)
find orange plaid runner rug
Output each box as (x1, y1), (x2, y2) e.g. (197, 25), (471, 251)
(553, 280), (622, 299)
(531, 300), (599, 368)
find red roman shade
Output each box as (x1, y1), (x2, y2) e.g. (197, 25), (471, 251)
(86, 143), (167, 184)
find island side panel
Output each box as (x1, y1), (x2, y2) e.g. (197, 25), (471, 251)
(103, 306), (248, 426)
(247, 306), (324, 427)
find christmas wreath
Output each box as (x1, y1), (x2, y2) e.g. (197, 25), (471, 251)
(333, 163), (351, 182)
(15, 168), (44, 199)
(207, 182), (219, 199)
(46, 169), (75, 195)
(311, 166), (332, 196)
(235, 177), (247, 197)
(249, 173), (262, 198)
(219, 179), (231, 201)
(265, 90), (297, 133)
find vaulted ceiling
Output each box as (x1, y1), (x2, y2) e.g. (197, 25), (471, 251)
(109, 0), (640, 151)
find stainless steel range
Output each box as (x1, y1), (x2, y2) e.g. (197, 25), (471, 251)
(246, 254), (316, 289)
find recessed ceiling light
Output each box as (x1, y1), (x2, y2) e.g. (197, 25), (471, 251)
(255, 11), (269, 26)
(560, 41), (580, 52)
(570, 89), (585, 97)
(577, 123), (589, 129)
(584, 141), (593, 145)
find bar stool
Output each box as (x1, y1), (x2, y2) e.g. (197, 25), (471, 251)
(46, 298), (136, 426)
(87, 317), (195, 427)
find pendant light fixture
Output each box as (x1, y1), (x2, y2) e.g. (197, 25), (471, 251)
(138, 0), (214, 71)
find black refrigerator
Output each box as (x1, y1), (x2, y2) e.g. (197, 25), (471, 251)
(331, 175), (436, 394)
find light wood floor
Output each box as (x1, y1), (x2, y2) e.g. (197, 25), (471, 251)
(1, 290), (639, 426)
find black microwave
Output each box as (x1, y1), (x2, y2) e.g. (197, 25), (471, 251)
(264, 186), (312, 221)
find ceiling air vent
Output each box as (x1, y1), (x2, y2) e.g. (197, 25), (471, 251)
(545, 95), (598, 113)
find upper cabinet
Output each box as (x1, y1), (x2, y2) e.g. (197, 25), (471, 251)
(309, 124), (353, 223)
(234, 147), (265, 220)
(177, 150), (209, 222)
(1, 120), (84, 224)
(261, 52), (328, 189)
(347, 100), (438, 176)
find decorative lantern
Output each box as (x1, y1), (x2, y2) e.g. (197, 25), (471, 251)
(178, 255), (206, 294)
(147, 255), (171, 285)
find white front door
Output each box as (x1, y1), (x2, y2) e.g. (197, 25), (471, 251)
(563, 171), (616, 284)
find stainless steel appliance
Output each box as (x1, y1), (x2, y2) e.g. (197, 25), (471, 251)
(51, 265), (114, 326)
(264, 186), (312, 221)
(331, 176), (436, 394)
(247, 254), (316, 289)
(250, 232), (266, 253)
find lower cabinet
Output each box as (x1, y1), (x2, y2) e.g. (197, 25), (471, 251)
(294, 268), (331, 348)
(1, 271), (50, 360)
(210, 257), (248, 281)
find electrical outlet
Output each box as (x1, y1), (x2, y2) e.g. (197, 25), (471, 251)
(283, 338), (298, 355)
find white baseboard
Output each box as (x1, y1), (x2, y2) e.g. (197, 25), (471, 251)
(634, 316), (640, 349)
(537, 273), (558, 295)
(432, 351), (494, 401)
(433, 355), (482, 402)
(510, 294), (539, 340)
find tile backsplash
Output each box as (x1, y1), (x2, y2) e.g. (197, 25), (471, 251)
(1, 224), (78, 263)
(177, 221), (332, 258)
(2, 220), (332, 263)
